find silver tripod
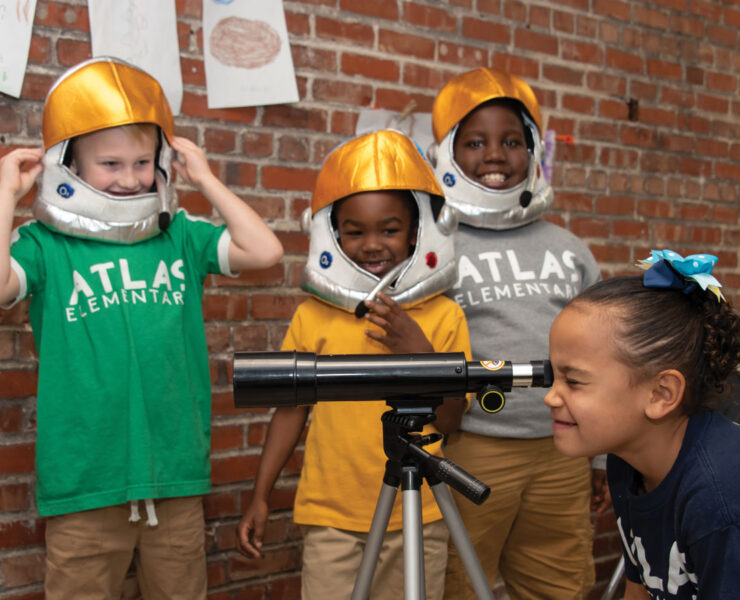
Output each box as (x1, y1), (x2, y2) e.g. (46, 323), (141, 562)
(350, 405), (495, 600)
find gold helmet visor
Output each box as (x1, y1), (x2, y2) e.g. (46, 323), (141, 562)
(311, 129), (443, 215)
(432, 68), (542, 144)
(42, 57), (174, 151)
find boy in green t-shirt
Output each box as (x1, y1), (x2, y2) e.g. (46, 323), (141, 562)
(0, 58), (282, 599)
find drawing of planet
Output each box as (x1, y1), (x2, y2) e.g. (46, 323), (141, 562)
(210, 17), (282, 69)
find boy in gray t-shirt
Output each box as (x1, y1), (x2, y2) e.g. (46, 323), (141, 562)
(428, 67), (601, 599)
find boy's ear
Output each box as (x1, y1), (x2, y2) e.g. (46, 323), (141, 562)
(644, 369), (685, 420)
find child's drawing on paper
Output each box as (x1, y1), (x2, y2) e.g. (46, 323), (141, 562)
(0, 0), (37, 97)
(203, 0), (298, 109)
(209, 17), (281, 70)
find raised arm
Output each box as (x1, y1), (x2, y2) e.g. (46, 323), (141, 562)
(236, 405), (309, 558)
(0, 148), (43, 305)
(170, 136), (283, 272)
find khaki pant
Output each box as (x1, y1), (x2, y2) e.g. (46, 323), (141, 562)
(301, 520), (449, 600)
(45, 496), (207, 600)
(443, 434), (595, 600)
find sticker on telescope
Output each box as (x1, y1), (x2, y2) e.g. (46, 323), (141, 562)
(480, 360), (505, 371)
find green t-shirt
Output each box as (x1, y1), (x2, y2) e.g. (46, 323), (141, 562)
(9, 211), (231, 516)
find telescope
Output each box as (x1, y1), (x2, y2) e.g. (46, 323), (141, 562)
(233, 351), (553, 412)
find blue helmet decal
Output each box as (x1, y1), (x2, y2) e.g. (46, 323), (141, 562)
(319, 251), (333, 269)
(56, 183), (74, 198)
(442, 172), (456, 187)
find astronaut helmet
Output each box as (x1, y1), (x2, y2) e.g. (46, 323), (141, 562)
(301, 129), (458, 314)
(428, 67), (553, 230)
(34, 56), (176, 243)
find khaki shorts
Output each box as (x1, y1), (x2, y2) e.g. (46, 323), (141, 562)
(301, 520), (449, 600)
(45, 496), (207, 600)
(443, 433), (595, 600)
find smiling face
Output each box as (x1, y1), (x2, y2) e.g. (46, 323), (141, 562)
(544, 302), (656, 462)
(452, 102), (529, 190)
(333, 191), (417, 278)
(70, 124), (158, 196)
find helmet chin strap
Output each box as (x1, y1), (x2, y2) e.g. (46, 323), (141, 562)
(155, 171), (171, 231)
(354, 257), (413, 318)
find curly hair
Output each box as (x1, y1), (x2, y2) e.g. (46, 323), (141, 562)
(569, 276), (740, 414)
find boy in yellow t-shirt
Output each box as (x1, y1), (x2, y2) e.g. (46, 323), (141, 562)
(236, 129), (472, 599)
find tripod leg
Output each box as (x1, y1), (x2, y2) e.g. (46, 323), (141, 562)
(351, 482), (398, 600)
(402, 466), (425, 600)
(430, 482), (495, 600)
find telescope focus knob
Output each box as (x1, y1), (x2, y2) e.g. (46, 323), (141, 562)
(478, 385), (505, 413)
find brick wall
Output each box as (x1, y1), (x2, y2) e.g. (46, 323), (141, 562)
(1, 0), (738, 598)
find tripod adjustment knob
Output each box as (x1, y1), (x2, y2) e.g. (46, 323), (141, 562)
(478, 385), (505, 413)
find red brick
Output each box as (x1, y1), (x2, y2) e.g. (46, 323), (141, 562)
(490, 54), (540, 80)
(56, 38), (91, 66)
(211, 425), (244, 452)
(1, 551), (46, 587)
(0, 370), (37, 398)
(285, 10), (310, 36)
(561, 40), (603, 65)
(514, 29), (558, 56)
(251, 295), (305, 320)
(339, 0), (399, 19)
(670, 14), (705, 37)
(181, 93), (257, 124)
(653, 223), (689, 243)
(688, 0), (722, 21)
(637, 199), (675, 218)
(586, 73), (626, 96)
(605, 49), (643, 74)
(211, 455), (261, 485)
(242, 132), (274, 158)
(292, 45), (337, 72)
(461, 18), (509, 44)
(503, 0), (527, 22)
(315, 17), (373, 46)
(375, 89), (436, 113)
(613, 221), (648, 238)
(0, 520), (45, 550)
(313, 79), (373, 107)
(690, 226), (722, 244)
(571, 218), (610, 237)
(35, 1), (89, 30)
(263, 105), (327, 132)
(341, 53), (399, 83)
(28, 35), (52, 64)
(404, 2), (458, 32)
(204, 128), (236, 154)
(180, 57), (205, 87)
(706, 71), (737, 93)
(262, 166), (317, 192)
(232, 324), (269, 353)
(0, 404), (24, 433)
(646, 59), (683, 80)
(224, 163), (258, 188)
(619, 125), (658, 148)
(543, 65), (583, 86)
(437, 41), (489, 67)
(20, 72), (56, 101)
(634, 6), (671, 29)
(379, 30), (436, 59)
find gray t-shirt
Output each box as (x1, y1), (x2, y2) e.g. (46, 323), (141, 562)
(447, 220), (600, 438)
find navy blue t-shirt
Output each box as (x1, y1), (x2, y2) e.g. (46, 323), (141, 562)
(608, 411), (740, 599)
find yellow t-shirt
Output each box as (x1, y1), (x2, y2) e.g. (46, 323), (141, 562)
(282, 295), (472, 532)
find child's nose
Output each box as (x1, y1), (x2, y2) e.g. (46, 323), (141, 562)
(543, 386), (562, 408)
(483, 143), (505, 162)
(118, 167), (139, 189)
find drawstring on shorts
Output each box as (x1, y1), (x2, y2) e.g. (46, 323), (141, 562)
(128, 499), (159, 526)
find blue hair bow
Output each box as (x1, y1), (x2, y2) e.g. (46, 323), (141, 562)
(637, 249), (724, 301)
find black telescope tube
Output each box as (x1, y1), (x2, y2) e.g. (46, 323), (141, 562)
(233, 352), (553, 408)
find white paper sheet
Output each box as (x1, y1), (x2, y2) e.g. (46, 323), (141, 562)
(0, 0), (38, 98)
(203, 0), (298, 109)
(356, 109), (435, 158)
(87, 0), (183, 114)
